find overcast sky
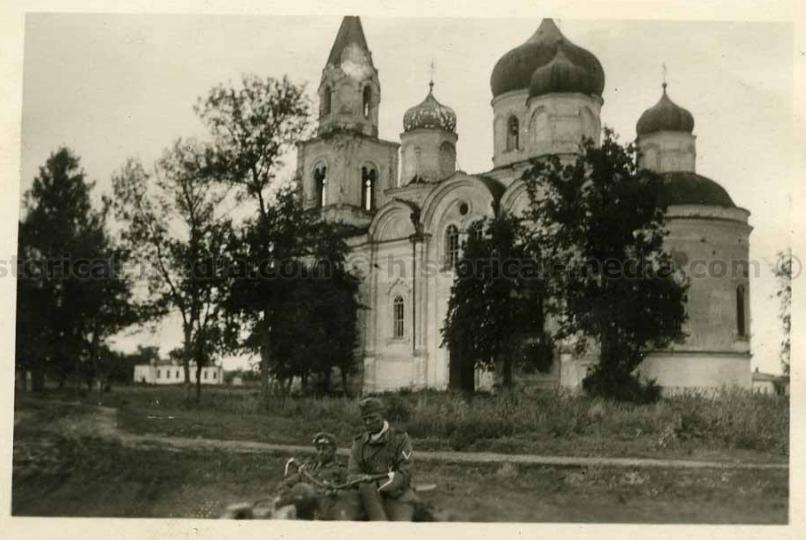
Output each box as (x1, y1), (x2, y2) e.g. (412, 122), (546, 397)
(19, 14), (793, 373)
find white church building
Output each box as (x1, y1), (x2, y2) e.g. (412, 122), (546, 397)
(296, 17), (753, 393)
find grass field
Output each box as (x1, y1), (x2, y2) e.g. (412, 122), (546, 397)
(27, 383), (790, 463)
(12, 396), (789, 522)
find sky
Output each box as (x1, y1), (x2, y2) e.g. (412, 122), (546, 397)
(18, 13), (794, 374)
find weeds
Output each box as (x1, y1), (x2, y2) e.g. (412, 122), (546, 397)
(23, 384), (789, 457)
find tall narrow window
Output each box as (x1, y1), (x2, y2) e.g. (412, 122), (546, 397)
(361, 166), (377, 211)
(363, 86), (372, 118)
(445, 224), (460, 267)
(314, 164), (327, 208)
(506, 116), (519, 151)
(322, 85), (332, 116)
(737, 284), (747, 337)
(393, 296), (405, 338)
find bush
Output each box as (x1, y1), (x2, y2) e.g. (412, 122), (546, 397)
(582, 368), (662, 404)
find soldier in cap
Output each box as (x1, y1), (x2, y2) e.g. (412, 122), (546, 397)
(278, 431), (350, 519)
(348, 397), (417, 521)
(282, 431), (347, 489)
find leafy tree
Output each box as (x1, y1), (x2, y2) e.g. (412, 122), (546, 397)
(442, 213), (546, 393)
(521, 131), (688, 402)
(772, 248), (792, 375)
(112, 139), (235, 401)
(196, 75), (358, 400)
(16, 148), (138, 391)
(269, 260), (361, 395)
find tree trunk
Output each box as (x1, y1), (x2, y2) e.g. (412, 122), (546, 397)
(501, 349), (513, 390)
(341, 368), (350, 397)
(195, 361), (203, 403)
(183, 324), (193, 402)
(461, 355), (475, 394)
(259, 311), (272, 409)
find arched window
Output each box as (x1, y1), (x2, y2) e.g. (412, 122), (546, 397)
(322, 85), (332, 117)
(737, 284), (747, 337)
(506, 116), (519, 151)
(393, 296), (405, 338)
(314, 164), (327, 208)
(361, 166), (377, 211)
(445, 224), (460, 267)
(471, 220), (485, 241)
(363, 86), (372, 118)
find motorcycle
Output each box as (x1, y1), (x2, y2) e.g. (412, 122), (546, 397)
(221, 457), (440, 521)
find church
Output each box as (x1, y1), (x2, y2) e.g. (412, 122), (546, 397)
(296, 17), (753, 393)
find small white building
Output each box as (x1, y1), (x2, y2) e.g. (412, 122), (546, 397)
(751, 369), (789, 396)
(133, 360), (224, 385)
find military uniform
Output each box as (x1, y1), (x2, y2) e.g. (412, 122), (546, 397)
(278, 432), (353, 520)
(282, 458), (348, 489)
(348, 398), (417, 521)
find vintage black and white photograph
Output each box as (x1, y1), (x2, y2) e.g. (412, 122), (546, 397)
(5, 1), (797, 529)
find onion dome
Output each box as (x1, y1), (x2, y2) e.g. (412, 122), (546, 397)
(636, 84), (695, 136)
(490, 18), (605, 98)
(657, 172), (735, 207)
(529, 43), (595, 97)
(403, 83), (457, 132)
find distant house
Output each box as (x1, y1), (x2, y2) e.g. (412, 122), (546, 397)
(133, 359), (223, 385)
(752, 368), (789, 396)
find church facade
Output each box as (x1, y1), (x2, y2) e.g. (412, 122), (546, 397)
(296, 17), (753, 393)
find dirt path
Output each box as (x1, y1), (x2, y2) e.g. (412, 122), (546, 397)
(67, 404), (787, 471)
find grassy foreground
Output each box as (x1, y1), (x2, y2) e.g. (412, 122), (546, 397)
(12, 398), (789, 522)
(36, 383), (790, 463)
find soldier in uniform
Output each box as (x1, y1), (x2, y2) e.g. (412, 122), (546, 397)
(278, 431), (352, 519)
(348, 397), (417, 521)
(282, 431), (347, 488)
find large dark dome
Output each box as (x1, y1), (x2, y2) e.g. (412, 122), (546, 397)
(637, 85), (695, 136)
(403, 85), (457, 133)
(529, 45), (597, 98)
(490, 18), (605, 98)
(657, 171), (735, 208)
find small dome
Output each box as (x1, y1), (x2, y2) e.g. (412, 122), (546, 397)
(657, 171), (735, 208)
(529, 44), (595, 98)
(637, 85), (695, 136)
(403, 84), (457, 133)
(490, 18), (605, 98)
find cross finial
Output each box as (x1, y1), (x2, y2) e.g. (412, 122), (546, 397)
(662, 62), (668, 92)
(428, 59), (436, 93)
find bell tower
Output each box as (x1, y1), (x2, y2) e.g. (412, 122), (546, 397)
(318, 16), (380, 138)
(297, 16), (399, 227)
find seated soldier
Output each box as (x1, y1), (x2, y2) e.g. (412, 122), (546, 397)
(278, 431), (351, 519)
(348, 397), (418, 521)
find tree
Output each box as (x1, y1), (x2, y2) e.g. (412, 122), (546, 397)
(16, 148), (138, 392)
(112, 139), (235, 401)
(772, 248), (792, 375)
(442, 213), (546, 393)
(522, 131), (688, 402)
(269, 260), (361, 395)
(196, 74), (358, 401)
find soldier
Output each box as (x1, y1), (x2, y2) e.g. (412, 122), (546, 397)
(282, 431), (347, 487)
(278, 431), (350, 519)
(348, 397), (417, 521)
